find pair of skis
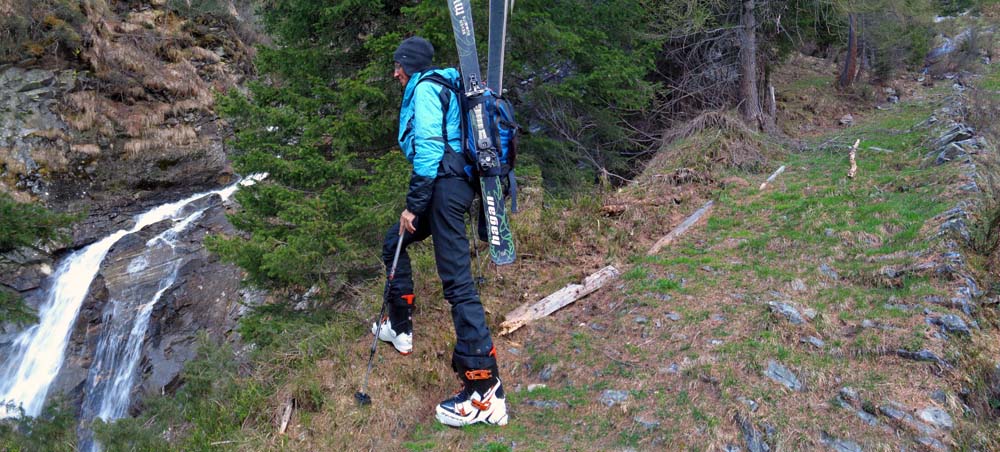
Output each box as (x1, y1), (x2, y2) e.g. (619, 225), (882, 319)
(446, 0), (516, 265)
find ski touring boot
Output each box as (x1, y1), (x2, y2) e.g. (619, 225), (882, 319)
(435, 365), (508, 427)
(372, 294), (414, 355)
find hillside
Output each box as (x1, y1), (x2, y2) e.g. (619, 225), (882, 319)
(78, 30), (1000, 452)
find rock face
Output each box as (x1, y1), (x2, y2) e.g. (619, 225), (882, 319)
(49, 194), (248, 413)
(0, 1), (258, 420)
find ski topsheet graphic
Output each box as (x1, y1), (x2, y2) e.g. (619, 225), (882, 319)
(446, 0), (516, 265)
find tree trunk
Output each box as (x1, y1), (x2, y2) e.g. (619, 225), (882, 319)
(839, 13), (858, 88)
(738, 0), (764, 129)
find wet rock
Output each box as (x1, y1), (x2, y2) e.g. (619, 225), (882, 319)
(919, 407), (953, 430)
(820, 432), (862, 452)
(768, 301), (806, 325)
(764, 360), (804, 391)
(801, 336), (825, 348)
(599, 389), (630, 407)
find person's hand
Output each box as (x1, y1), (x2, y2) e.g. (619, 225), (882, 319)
(400, 209), (417, 235)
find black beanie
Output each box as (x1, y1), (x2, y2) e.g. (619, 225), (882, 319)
(394, 36), (434, 75)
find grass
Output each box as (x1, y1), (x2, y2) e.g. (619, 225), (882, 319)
(15, 37), (996, 452)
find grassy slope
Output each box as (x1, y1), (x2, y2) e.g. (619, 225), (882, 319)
(83, 35), (1000, 452)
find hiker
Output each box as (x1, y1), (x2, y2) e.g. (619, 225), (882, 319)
(372, 36), (508, 427)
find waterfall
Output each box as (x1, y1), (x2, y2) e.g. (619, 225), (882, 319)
(0, 174), (264, 421)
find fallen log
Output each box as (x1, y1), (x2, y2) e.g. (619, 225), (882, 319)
(278, 397), (294, 434)
(647, 200), (714, 256)
(500, 265), (620, 335)
(759, 165), (786, 191)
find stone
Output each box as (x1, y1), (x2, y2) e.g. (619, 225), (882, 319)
(711, 314), (726, 322)
(931, 390), (947, 404)
(819, 264), (839, 280)
(855, 409), (879, 426)
(525, 400), (566, 409)
(666, 312), (681, 321)
(879, 403), (908, 421)
(801, 336), (825, 348)
(768, 301), (806, 325)
(934, 143), (969, 165)
(764, 360), (804, 391)
(665, 363), (680, 374)
(839, 114), (854, 126)
(897, 349), (949, 366)
(916, 436), (947, 450)
(934, 314), (971, 336)
(918, 407), (953, 430)
(790, 279), (807, 292)
(820, 432), (862, 452)
(737, 396), (759, 412)
(599, 389), (630, 407)
(723, 446), (741, 452)
(839, 387), (860, 403)
(634, 316), (648, 324)
(539, 364), (556, 381)
(527, 384), (547, 391)
(737, 415), (771, 452)
(589, 323), (607, 331)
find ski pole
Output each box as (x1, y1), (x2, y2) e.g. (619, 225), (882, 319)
(355, 230), (405, 406)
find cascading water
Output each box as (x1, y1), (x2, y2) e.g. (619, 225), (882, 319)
(0, 175), (263, 431)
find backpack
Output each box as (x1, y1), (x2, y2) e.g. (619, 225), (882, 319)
(418, 72), (520, 213)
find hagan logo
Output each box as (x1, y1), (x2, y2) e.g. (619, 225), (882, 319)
(486, 195), (501, 246)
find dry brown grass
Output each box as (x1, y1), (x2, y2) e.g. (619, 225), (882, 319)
(652, 110), (772, 174)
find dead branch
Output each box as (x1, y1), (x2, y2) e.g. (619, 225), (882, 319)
(847, 139), (860, 179)
(647, 200), (715, 255)
(759, 165), (786, 190)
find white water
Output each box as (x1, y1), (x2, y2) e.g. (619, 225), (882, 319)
(0, 174), (265, 418)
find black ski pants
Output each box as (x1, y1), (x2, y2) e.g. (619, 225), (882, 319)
(382, 176), (498, 372)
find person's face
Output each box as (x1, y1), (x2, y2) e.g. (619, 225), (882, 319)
(393, 62), (410, 87)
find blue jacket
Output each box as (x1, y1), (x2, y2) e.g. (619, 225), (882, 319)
(399, 68), (463, 215)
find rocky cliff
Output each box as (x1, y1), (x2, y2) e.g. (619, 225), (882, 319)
(0, 0), (259, 416)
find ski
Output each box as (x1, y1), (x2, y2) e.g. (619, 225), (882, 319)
(486, 0), (510, 93)
(445, 0), (516, 265)
(447, 0), (485, 93)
